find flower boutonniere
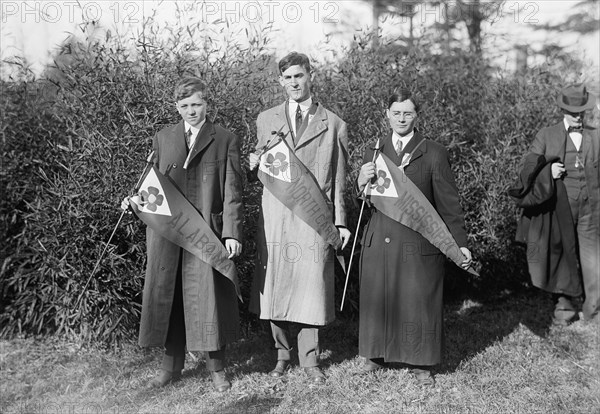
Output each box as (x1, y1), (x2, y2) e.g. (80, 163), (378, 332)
(400, 153), (411, 170)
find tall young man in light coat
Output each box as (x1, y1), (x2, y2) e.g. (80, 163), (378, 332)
(248, 52), (350, 384)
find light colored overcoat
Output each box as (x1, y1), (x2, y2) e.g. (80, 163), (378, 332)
(138, 121), (243, 351)
(250, 102), (348, 325)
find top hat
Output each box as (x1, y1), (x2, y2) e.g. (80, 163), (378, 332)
(557, 84), (597, 112)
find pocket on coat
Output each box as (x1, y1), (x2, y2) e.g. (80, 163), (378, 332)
(210, 212), (223, 237)
(420, 240), (442, 256)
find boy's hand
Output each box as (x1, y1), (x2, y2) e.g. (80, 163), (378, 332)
(225, 238), (242, 259)
(120, 196), (132, 213)
(357, 162), (376, 191)
(249, 152), (260, 170)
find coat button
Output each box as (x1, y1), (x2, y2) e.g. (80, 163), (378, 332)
(160, 266), (165, 270)
(384, 237), (391, 243)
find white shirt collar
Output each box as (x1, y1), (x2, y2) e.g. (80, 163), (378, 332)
(183, 119), (206, 169)
(289, 97), (313, 113)
(392, 130), (415, 148)
(185, 120), (205, 137)
(563, 118), (582, 133)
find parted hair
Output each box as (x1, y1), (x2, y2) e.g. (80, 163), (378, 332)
(388, 88), (420, 112)
(278, 52), (311, 74)
(173, 77), (207, 102)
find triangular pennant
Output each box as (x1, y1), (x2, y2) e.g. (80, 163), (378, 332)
(258, 141), (293, 183)
(365, 153), (399, 198)
(257, 138), (342, 250)
(129, 166), (241, 299)
(366, 151), (476, 275)
(130, 168), (172, 216)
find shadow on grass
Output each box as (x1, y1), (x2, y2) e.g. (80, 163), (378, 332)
(226, 250), (557, 379)
(440, 289), (555, 374)
(205, 396), (284, 414)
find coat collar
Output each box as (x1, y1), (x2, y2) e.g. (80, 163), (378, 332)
(549, 122), (598, 161)
(379, 130), (426, 166)
(179, 120), (215, 167)
(274, 101), (328, 150)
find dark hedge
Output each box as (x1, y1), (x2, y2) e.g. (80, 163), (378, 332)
(1, 23), (592, 344)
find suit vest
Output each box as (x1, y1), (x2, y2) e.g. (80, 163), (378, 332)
(563, 133), (587, 201)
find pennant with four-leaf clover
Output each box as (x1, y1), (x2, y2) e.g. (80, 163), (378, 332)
(257, 137), (342, 250)
(365, 151), (473, 272)
(129, 166), (240, 298)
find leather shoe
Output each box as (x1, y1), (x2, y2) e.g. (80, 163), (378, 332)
(355, 359), (385, 375)
(269, 360), (289, 377)
(411, 368), (435, 388)
(147, 369), (182, 388)
(211, 370), (231, 392)
(552, 314), (578, 326)
(304, 366), (326, 384)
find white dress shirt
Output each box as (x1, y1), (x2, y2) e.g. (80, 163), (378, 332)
(183, 119), (206, 169)
(288, 97), (313, 136)
(563, 118), (582, 151)
(392, 130), (415, 154)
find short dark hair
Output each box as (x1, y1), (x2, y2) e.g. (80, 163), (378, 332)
(278, 52), (311, 74)
(173, 77), (207, 102)
(388, 88), (420, 112)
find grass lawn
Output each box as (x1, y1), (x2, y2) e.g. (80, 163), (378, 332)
(1, 290), (598, 414)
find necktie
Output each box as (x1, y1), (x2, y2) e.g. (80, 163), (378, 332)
(395, 139), (403, 156)
(186, 129), (193, 149)
(568, 126), (583, 133)
(295, 105), (303, 137)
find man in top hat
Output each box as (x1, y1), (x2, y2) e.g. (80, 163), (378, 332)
(528, 83), (599, 324)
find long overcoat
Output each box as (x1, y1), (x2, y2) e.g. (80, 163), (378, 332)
(138, 120), (243, 351)
(249, 102), (348, 325)
(529, 122), (600, 319)
(510, 153), (581, 296)
(358, 132), (468, 366)
(529, 122), (600, 237)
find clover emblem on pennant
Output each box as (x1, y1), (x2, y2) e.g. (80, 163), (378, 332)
(140, 186), (164, 212)
(372, 170), (391, 194)
(265, 152), (289, 176)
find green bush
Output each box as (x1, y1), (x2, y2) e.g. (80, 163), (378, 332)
(1, 21), (591, 343)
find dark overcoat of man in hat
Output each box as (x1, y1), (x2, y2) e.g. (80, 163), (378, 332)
(527, 83), (599, 324)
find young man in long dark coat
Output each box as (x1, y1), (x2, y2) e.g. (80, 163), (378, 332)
(123, 77), (243, 391)
(356, 89), (472, 386)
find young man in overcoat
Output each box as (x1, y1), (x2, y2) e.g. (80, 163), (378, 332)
(356, 89), (472, 386)
(125, 77), (243, 391)
(248, 52), (351, 384)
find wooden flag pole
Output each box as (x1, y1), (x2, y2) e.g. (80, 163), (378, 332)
(73, 209), (127, 311)
(340, 141), (380, 311)
(73, 151), (156, 312)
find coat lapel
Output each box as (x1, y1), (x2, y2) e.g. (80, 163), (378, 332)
(581, 126), (599, 164)
(402, 131), (426, 165)
(173, 122), (188, 162)
(295, 103), (328, 150)
(380, 131), (426, 167)
(188, 121), (215, 164)
(271, 103), (294, 148)
(551, 123), (568, 160)
(379, 132), (398, 164)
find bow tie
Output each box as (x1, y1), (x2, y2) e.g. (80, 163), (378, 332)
(568, 126), (583, 133)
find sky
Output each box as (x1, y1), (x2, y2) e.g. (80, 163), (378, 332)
(1, 1), (599, 81)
